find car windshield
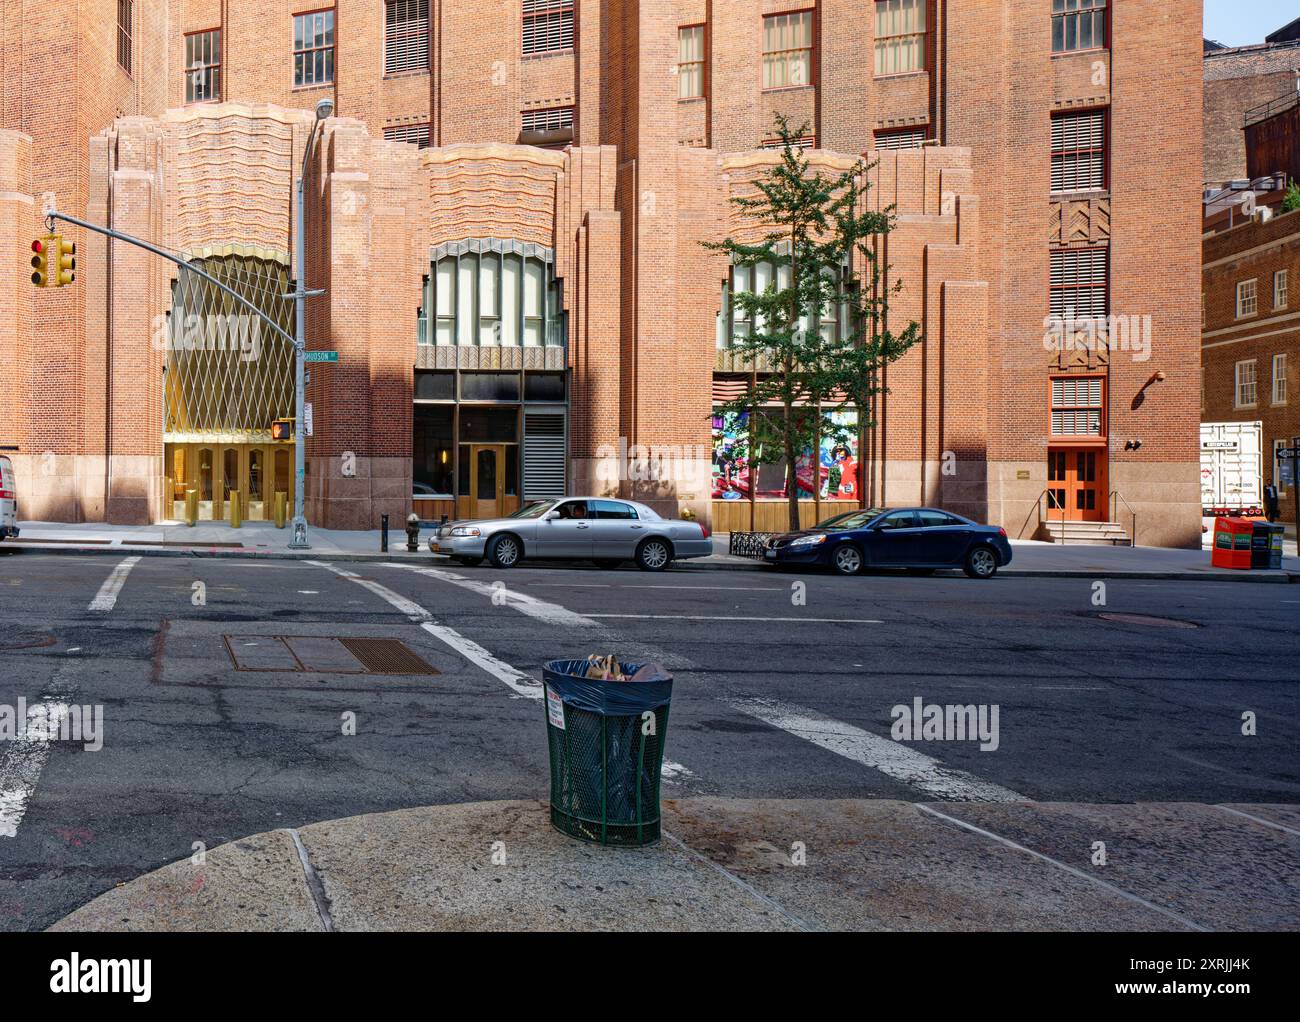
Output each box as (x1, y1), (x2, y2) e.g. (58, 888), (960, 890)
(816, 508), (887, 531)
(509, 500), (557, 519)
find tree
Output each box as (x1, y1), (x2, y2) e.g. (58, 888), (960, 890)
(706, 115), (921, 532)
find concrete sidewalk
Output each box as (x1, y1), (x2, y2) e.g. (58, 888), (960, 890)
(6, 519), (1298, 581)
(49, 798), (1300, 931)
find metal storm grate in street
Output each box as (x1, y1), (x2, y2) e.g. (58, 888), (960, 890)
(339, 637), (440, 675)
(223, 636), (439, 675)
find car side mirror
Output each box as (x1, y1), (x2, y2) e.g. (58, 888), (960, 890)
(544, 510), (560, 521)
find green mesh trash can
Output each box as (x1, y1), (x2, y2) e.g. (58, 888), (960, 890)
(543, 659), (673, 846)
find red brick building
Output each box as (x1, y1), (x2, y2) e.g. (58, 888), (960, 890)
(0, 1), (1203, 545)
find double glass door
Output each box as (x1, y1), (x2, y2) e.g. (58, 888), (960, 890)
(166, 443), (293, 521)
(1047, 447), (1107, 522)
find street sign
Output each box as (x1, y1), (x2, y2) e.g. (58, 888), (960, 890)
(304, 351), (338, 363)
(1277, 448), (1300, 459)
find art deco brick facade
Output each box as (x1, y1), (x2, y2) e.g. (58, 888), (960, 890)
(0, 1), (1203, 545)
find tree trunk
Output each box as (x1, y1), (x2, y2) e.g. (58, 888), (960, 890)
(784, 400), (800, 532)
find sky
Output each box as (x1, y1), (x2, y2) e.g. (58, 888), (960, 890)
(1204, 0), (1296, 47)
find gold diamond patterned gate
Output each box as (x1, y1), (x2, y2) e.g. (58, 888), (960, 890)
(162, 246), (296, 521)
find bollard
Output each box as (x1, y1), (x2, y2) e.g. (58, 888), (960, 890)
(229, 489), (242, 529)
(273, 491), (287, 528)
(381, 514), (389, 552)
(185, 489), (198, 527)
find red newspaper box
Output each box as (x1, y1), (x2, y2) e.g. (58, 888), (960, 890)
(1211, 517), (1254, 570)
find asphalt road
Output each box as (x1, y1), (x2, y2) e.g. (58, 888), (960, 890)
(0, 551), (1296, 931)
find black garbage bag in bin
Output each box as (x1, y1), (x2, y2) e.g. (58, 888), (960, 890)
(543, 659), (673, 846)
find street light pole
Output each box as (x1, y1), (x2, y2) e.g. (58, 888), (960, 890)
(289, 98), (334, 549)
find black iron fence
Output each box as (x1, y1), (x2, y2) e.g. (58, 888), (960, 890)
(729, 532), (778, 559)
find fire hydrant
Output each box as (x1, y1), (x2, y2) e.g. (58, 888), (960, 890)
(405, 513), (421, 552)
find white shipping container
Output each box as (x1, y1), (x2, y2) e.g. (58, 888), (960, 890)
(1200, 421), (1263, 513)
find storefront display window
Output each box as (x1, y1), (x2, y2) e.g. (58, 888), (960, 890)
(713, 407), (859, 501)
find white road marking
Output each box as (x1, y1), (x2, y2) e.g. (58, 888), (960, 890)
(87, 556), (141, 612)
(386, 564), (598, 627)
(589, 614), (882, 624)
(1215, 804), (1300, 837)
(916, 805), (1209, 931)
(0, 695), (70, 838)
(729, 697), (1025, 802)
(310, 562), (689, 777)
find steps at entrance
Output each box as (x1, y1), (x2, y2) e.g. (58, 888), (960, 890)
(1039, 520), (1132, 546)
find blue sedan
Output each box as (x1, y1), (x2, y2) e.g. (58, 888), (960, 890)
(762, 507), (1014, 578)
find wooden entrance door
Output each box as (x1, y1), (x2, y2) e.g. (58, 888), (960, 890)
(471, 444), (506, 520)
(1047, 447), (1107, 522)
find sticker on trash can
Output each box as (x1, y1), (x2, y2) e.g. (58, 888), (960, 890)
(546, 685), (565, 730)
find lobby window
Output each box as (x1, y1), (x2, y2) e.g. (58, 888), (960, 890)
(385, 0), (430, 75)
(1051, 109), (1106, 192)
(117, 1), (133, 73)
(1050, 248), (1108, 321)
(294, 10), (335, 88)
(421, 245), (565, 348)
(1275, 439), (1290, 494)
(678, 25), (706, 100)
(1236, 279), (1257, 319)
(1273, 353), (1288, 405)
(1275, 269), (1289, 309)
(384, 123), (431, 148)
(185, 30), (222, 104)
(763, 11), (813, 90)
(1235, 359), (1257, 408)
(874, 0), (926, 76)
(520, 106), (574, 147)
(522, 0), (574, 56)
(1052, 0), (1106, 53)
(719, 258), (847, 349)
(412, 403), (454, 497)
(874, 127), (927, 150)
(1050, 376), (1104, 436)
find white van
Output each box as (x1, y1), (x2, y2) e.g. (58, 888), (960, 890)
(0, 456), (18, 539)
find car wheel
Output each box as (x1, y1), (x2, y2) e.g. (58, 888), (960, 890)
(831, 543), (864, 576)
(635, 538), (672, 572)
(487, 534), (521, 569)
(453, 556), (483, 567)
(963, 545), (998, 579)
(592, 559), (623, 570)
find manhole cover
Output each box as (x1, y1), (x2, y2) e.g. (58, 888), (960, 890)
(0, 630), (57, 651)
(1096, 613), (1199, 629)
(223, 635), (439, 675)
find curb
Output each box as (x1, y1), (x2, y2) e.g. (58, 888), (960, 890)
(4, 539), (1297, 582)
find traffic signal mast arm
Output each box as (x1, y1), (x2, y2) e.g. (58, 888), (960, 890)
(36, 209), (300, 350)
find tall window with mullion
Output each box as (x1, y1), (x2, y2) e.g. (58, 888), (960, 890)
(718, 258), (849, 350)
(678, 25), (705, 99)
(1052, 0), (1106, 53)
(294, 10), (335, 88)
(117, 0), (134, 73)
(763, 11), (812, 90)
(385, 0), (430, 75)
(185, 30), (222, 103)
(523, 0), (575, 56)
(874, 0), (926, 76)
(421, 247), (564, 348)
(1051, 110), (1106, 192)
(1050, 248), (1108, 323)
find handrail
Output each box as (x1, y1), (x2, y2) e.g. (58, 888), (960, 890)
(1244, 90), (1299, 129)
(1110, 490), (1138, 548)
(1025, 487), (1069, 545)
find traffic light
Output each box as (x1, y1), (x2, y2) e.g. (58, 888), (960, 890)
(53, 235), (76, 287)
(30, 234), (75, 288)
(271, 418), (295, 442)
(30, 238), (50, 287)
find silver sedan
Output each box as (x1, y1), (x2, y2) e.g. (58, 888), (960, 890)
(427, 497), (713, 571)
